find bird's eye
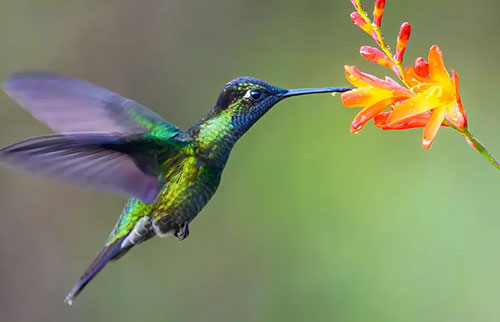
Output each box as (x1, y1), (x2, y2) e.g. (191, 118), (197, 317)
(245, 89), (263, 101)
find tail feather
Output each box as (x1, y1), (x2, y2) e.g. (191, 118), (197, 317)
(64, 237), (126, 305)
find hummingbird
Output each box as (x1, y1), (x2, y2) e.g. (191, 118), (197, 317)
(0, 72), (350, 304)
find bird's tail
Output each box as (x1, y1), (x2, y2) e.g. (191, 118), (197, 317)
(64, 236), (126, 305)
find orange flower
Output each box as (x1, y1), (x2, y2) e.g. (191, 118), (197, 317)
(342, 45), (467, 149)
(341, 66), (413, 133)
(343, 0), (468, 149)
(377, 45), (467, 149)
(341, 0), (500, 171)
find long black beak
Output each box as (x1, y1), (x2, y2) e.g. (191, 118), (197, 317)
(280, 87), (352, 98)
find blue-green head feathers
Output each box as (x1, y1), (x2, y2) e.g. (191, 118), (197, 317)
(213, 77), (287, 136)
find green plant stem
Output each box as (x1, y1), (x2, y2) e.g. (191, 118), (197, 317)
(445, 121), (500, 171)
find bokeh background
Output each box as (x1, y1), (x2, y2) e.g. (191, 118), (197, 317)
(0, 0), (499, 321)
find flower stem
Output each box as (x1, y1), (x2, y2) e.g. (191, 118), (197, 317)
(462, 129), (500, 171)
(445, 121), (500, 171)
(354, 0), (411, 88)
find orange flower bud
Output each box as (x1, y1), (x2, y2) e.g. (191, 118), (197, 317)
(350, 12), (373, 35)
(373, 0), (385, 27)
(414, 57), (429, 77)
(360, 46), (393, 68)
(395, 22), (411, 63)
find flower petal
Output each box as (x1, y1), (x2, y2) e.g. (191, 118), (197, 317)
(375, 111), (449, 130)
(375, 111), (427, 129)
(404, 66), (428, 88)
(422, 107), (446, 149)
(444, 101), (465, 129)
(387, 94), (433, 124)
(428, 45), (453, 89)
(344, 65), (368, 87)
(350, 97), (396, 133)
(345, 65), (394, 89)
(341, 87), (394, 108)
(450, 70), (467, 128)
(346, 66), (414, 98)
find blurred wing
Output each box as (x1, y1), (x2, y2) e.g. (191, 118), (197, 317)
(0, 133), (182, 203)
(2, 71), (181, 137)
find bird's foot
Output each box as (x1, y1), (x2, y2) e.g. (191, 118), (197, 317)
(174, 220), (190, 241)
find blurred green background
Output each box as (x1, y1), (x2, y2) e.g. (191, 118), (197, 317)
(0, 0), (499, 321)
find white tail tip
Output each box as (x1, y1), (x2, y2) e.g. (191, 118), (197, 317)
(64, 294), (74, 306)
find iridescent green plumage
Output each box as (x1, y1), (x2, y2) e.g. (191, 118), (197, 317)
(0, 72), (351, 304)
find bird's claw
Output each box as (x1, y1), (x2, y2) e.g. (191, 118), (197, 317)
(174, 220), (190, 241)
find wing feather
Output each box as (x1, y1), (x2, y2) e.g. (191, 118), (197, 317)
(0, 133), (167, 203)
(2, 71), (181, 137)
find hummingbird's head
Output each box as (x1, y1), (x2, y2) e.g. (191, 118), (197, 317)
(213, 77), (350, 137)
